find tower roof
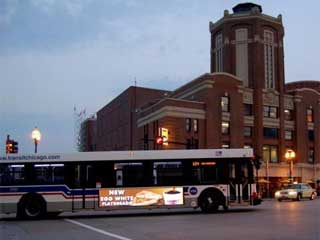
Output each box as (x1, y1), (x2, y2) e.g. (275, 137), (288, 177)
(232, 2), (262, 14)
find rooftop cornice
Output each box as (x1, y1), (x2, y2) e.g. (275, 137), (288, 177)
(210, 12), (282, 32)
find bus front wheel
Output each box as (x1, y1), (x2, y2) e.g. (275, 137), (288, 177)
(199, 189), (224, 213)
(18, 194), (47, 219)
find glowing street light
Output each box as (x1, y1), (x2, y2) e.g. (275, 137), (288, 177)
(285, 149), (296, 183)
(32, 127), (41, 153)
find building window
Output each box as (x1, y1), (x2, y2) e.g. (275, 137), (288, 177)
(308, 130), (314, 141)
(221, 96), (229, 112)
(307, 108), (313, 123)
(186, 118), (191, 132)
(244, 127), (252, 137)
(221, 122), (230, 134)
(284, 109), (293, 121)
(187, 138), (199, 149)
(222, 142), (230, 149)
(264, 30), (275, 89)
(215, 33), (223, 72)
(263, 106), (278, 118)
(263, 128), (278, 138)
(244, 104), (253, 116)
(235, 28), (249, 87)
(263, 145), (278, 163)
(284, 130), (293, 140)
(193, 119), (199, 133)
(308, 148), (315, 163)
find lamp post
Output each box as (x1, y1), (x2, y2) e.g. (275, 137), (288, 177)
(32, 127), (41, 153)
(285, 149), (296, 183)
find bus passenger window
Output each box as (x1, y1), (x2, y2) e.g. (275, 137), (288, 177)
(114, 162), (144, 187)
(153, 161), (183, 186)
(0, 164), (25, 186)
(34, 164), (64, 184)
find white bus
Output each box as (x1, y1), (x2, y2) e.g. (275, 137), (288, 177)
(0, 149), (261, 219)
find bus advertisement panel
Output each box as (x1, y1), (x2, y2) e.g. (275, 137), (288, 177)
(99, 187), (183, 207)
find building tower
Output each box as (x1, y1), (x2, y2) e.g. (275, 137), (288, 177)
(210, 3), (286, 161)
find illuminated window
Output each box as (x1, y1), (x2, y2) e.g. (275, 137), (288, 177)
(263, 145), (278, 163)
(284, 130), (293, 140)
(221, 121), (230, 134)
(221, 96), (229, 112)
(263, 106), (278, 118)
(284, 109), (293, 121)
(307, 108), (313, 123)
(222, 142), (230, 149)
(185, 118), (191, 132)
(193, 119), (199, 133)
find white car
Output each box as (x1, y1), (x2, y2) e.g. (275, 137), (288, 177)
(275, 183), (317, 201)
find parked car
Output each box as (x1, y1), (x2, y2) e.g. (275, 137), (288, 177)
(274, 183), (317, 201)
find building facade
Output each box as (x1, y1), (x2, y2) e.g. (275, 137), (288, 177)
(93, 3), (320, 196)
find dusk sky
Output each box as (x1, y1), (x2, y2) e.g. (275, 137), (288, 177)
(1, 0), (319, 154)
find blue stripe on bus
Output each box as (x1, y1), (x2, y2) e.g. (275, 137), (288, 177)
(0, 185), (99, 196)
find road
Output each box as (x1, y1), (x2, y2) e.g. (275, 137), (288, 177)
(1, 199), (320, 240)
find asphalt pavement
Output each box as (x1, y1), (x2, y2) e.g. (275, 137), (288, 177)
(1, 199), (320, 240)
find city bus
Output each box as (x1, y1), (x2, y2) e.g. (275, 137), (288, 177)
(0, 149), (261, 219)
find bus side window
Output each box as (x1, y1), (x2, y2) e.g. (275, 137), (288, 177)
(0, 164), (25, 186)
(229, 163), (236, 179)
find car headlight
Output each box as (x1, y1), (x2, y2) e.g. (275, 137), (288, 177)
(275, 191), (280, 196)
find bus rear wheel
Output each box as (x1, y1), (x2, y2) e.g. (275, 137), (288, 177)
(18, 194), (46, 219)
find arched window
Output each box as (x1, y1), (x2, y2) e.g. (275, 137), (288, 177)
(264, 30), (275, 89)
(215, 33), (223, 72)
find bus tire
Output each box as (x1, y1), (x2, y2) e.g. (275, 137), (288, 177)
(198, 188), (225, 213)
(17, 193), (47, 219)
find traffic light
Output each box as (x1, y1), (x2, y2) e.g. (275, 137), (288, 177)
(6, 140), (12, 154)
(155, 136), (164, 145)
(12, 141), (18, 153)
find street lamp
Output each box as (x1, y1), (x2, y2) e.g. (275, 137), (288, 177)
(32, 127), (41, 153)
(285, 149), (296, 183)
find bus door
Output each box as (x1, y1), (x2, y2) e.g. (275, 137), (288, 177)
(72, 164), (96, 210)
(228, 160), (251, 204)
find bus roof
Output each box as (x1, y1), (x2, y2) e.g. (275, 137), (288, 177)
(0, 148), (253, 164)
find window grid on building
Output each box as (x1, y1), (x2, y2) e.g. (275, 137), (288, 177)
(263, 106), (278, 118)
(215, 33), (223, 72)
(264, 30), (275, 89)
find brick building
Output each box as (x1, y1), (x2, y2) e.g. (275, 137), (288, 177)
(93, 3), (320, 195)
(79, 116), (97, 152)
